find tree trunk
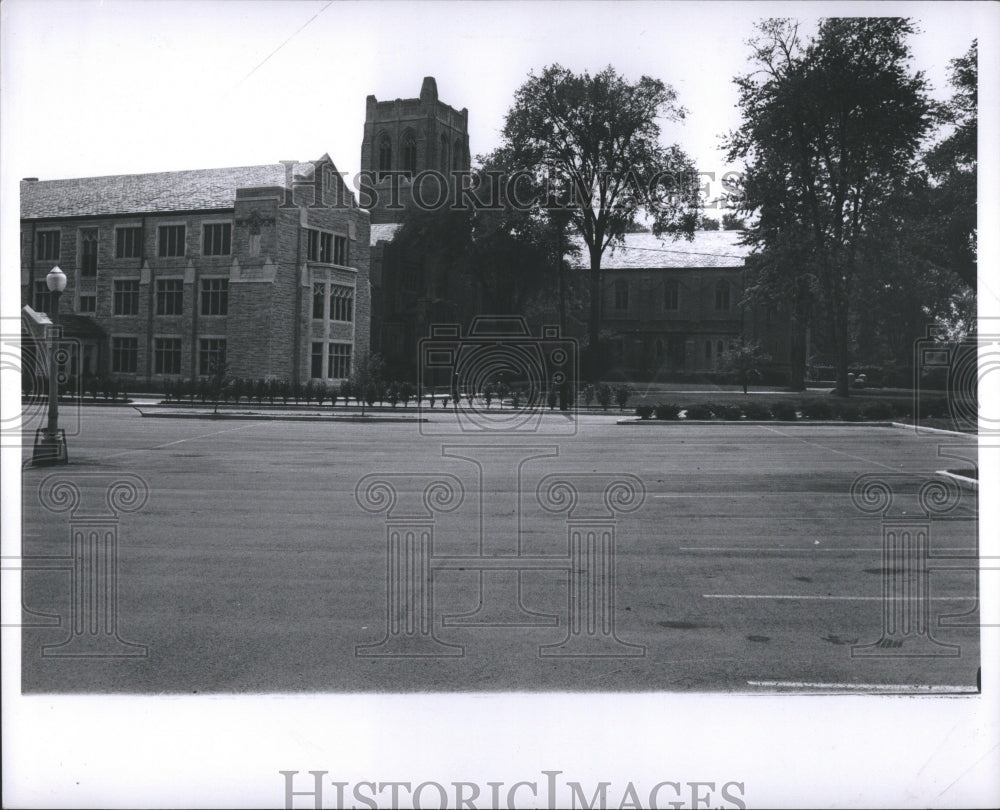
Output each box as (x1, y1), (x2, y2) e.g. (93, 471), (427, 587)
(587, 248), (602, 383)
(833, 302), (850, 397)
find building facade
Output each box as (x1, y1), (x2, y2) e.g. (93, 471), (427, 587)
(584, 231), (791, 379)
(20, 156), (370, 387)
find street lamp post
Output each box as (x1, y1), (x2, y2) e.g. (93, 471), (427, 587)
(32, 266), (69, 465)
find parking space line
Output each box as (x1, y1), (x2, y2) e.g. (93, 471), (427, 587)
(757, 425), (911, 472)
(101, 423), (263, 460)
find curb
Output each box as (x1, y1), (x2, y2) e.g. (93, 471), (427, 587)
(934, 469), (978, 492)
(890, 421), (975, 438)
(134, 408), (427, 423)
(616, 419), (898, 427)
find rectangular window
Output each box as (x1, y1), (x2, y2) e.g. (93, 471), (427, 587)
(198, 338), (226, 376)
(202, 223), (232, 256)
(154, 337), (182, 375)
(79, 294), (97, 314)
(200, 278), (228, 316)
(664, 280), (679, 311)
(333, 235), (348, 266)
(158, 225), (186, 257)
(36, 230), (60, 261)
(116, 226), (142, 258)
(715, 281), (731, 311)
(330, 284), (354, 322)
(33, 281), (52, 314)
(614, 280), (629, 311)
(328, 343), (352, 379)
(156, 279), (184, 315)
(80, 229), (99, 276)
(311, 342), (324, 379)
(307, 229), (333, 262)
(113, 280), (140, 315)
(313, 283), (325, 319)
(112, 337), (138, 373)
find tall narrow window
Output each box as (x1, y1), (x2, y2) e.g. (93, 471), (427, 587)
(329, 285), (353, 322)
(116, 226), (142, 258)
(378, 134), (392, 176)
(158, 225), (186, 257)
(198, 339), (226, 376)
(202, 223), (232, 256)
(112, 337), (138, 373)
(200, 278), (228, 316)
(714, 280), (730, 311)
(328, 343), (352, 379)
(401, 131), (417, 175)
(79, 294), (97, 314)
(154, 337), (182, 375)
(36, 230), (60, 261)
(80, 229), (99, 276)
(453, 138), (463, 171)
(313, 283), (325, 319)
(333, 235), (348, 266)
(311, 342), (324, 379)
(663, 280), (679, 311)
(33, 281), (51, 313)
(614, 280), (629, 311)
(440, 134), (449, 174)
(113, 280), (140, 315)
(156, 279), (184, 315)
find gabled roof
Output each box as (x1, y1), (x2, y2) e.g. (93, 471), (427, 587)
(570, 230), (750, 270)
(20, 160), (324, 219)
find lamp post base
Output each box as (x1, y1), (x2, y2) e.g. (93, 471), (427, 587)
(32, 429), (68, 466)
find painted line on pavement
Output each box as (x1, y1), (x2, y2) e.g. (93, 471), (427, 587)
(747, 680), (977, 693)
(704, 594), (974, 601)
(101, 422), (263, 460)
(757, 425), (903, 472)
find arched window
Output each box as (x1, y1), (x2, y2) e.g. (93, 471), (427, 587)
(439, 134), (449, 174)
(655, 338), (664, 360)
(705, 341), (712, 361)
(715, 280), (731, 310)
(663, 280), (679, 310)
(717, 340), (725, 359)
(401, 131), (417, 175)
(452, 138), (463, 171)
(378, 134), (392, 176)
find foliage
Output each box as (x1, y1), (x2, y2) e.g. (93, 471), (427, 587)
(654, 403), (681, 420)
(721, 213), (746, 230)
(348, 352), (386, 416)
(800, 399), (833, 420)
(699, 216), (720, 231)
(614, 384), (632, 411)
(684, 403), (714, 420)
(596, 383), (613, 411)
(741, 400), (773, 420)
(721, 339), (772, 394)
(727, 18), (935, 396)
(769, 400), (799, 420)
(498, 64), (701, 379)
(635, 405), (654, 419)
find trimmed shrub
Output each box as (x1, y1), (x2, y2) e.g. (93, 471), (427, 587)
(836, 401), (865, 422)
(713, 403), (743, 421)
(770, 400), (798, 421)
(614, 384), (632, 411)
(596, 383), (613, 411)
(741, 401), (773, 420)
(654, 403), (681, 420)
(684, 403), (714, 420)
(635, 405), (654, 420)
(861, 400), (895, 420)
(801, 399), (833, 420)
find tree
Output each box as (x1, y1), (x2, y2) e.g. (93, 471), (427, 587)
(727, 18), (934, 396)
(721, 339), (772, 394)
(699, 215), (720, 231)
(348, 352), (385, 416)
(499, 64), (701, 380)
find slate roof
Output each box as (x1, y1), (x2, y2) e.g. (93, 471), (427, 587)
(21, 161), (318, 219)
(370, 223), (403, 245)
(569, 230), (750, 270)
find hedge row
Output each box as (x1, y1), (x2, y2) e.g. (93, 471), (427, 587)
(634, 398), (952, 421)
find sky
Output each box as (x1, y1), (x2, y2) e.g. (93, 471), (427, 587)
(0, 0), (988, 201)
(2, 2), (999, 807)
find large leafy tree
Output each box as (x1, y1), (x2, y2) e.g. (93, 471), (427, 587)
(499, 64), (701, 379)
(727, 18), (934, 396)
